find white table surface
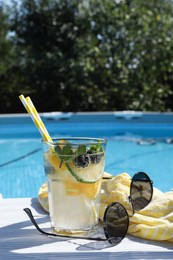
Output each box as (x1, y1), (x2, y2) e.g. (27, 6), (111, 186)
(0, 198), (173, 260)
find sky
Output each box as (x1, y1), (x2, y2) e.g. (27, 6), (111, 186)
(0, 0), (21, 6)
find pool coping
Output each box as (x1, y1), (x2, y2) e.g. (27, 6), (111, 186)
(1, 111), (173, 123)
(1, 111), (173, 139)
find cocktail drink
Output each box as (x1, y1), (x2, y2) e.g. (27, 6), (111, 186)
(42, 138), (107, 235)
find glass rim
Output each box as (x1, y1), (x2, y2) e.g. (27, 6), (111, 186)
(42, 137), (108, 146)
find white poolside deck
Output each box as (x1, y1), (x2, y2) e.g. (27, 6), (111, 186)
(0, 198), (172, 259)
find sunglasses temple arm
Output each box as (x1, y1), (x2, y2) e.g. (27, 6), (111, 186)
(23, 208), (106, 242)
(23, 208), (58, 237)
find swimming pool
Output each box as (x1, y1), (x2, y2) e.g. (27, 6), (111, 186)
(0, 112), (173, 198)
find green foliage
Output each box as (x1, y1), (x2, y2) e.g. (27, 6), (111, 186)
(1, 0), (173, 112)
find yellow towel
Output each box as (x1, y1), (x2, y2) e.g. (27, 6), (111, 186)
(38, 172), (173, 243)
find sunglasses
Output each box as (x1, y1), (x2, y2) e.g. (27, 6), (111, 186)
(24, 172), (153, 246)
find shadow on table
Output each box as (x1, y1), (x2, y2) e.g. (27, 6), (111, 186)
(0, 198), (172, 259)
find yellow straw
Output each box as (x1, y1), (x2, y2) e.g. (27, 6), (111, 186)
(19, 94), (52, 142)
(25, 96), (52, 141)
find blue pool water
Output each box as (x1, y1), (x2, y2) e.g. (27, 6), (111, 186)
(0, 112), (173, 198)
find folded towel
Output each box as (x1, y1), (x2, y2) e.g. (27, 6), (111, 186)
(100, 173), (173, 243)
(38, 172), (173, 242)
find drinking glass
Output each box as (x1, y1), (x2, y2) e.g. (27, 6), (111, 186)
(42, 137), (107, 235)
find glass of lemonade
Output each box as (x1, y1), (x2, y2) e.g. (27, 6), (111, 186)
(42, 137), (107, 236)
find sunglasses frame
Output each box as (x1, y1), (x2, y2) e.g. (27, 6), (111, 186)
(129, 172), (153, 215)
(24, 172), (153, 246)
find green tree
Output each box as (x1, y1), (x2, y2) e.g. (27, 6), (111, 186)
(0, 1), (28, 113)
(0, 3), (15, 112)
(76, 0), (173, 111)
(10, 0), (90, 111)
(1, 0), (173, 112)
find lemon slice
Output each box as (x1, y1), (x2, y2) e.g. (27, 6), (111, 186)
(64, 180), (101, 198)
(81, 180), (101, 199)
(66, 158), (104, 183)
(45, 151), (67, 172)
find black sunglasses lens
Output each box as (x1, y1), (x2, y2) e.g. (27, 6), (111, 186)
(103, 202), (129, 245)
(131, 172), (153, 211)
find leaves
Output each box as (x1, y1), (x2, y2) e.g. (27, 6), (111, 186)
(54, 143), (87, 166)
(76, 145), (87, 156)
(1, 0), (173, 112)
(54, 144), (73, 164)
(90, 143), (103, 154)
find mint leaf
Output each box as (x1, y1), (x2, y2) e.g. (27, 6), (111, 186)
(76, 145), (86, 156)
(54, 144), (62, 155)
(54, 144), (73, 157)
(54, 143), (74, 167)
(60, 144), (74, 163)
(90, 143), (103, 153)
(62, 145), (73, 156)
